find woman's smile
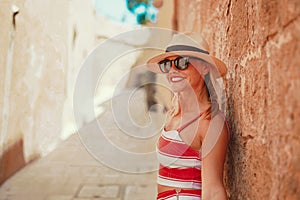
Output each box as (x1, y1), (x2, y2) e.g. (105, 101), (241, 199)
(168, 72), (186, 81)
(170, 75), (185, 83)
(167, 73), (188, 92)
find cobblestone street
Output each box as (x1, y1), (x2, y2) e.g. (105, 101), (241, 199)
(0, 90), (164, 200)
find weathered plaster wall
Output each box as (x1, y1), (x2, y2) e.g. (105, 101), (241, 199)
(0, 0), (69, 184)
(62, 0), (146, 138)
(175, 0), (300, 199)
(61, 0), (100, 139)
(0, 0), (174, 185)
(0, 0), (134, 185)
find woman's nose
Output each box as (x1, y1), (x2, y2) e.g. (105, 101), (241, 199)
(169, 61), (178, 72)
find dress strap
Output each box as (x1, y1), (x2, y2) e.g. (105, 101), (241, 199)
(176, 112), (204, 133)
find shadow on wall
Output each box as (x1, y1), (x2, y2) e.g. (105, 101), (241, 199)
(0, 139), (26, 185)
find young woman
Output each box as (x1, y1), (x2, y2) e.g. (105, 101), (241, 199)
(147, 32), (230, 200)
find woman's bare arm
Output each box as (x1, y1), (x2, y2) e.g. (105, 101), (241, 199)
(200, 114), (229, 200)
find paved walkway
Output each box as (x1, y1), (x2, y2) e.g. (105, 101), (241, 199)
(0, 90), (165, 200)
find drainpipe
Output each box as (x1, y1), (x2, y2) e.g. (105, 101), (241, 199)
(172, 0), (178, 31)
(1, 5), (19, 155)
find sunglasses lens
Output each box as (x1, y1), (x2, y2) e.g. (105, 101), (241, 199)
(158, 60), (171, 73)
(175, 57), (189, 70)
(158, 57), (190, 73)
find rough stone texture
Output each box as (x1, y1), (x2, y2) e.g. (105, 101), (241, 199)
(175, 0), (300, 199)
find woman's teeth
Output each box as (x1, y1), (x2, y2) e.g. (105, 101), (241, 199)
(171, 77), (184, 82)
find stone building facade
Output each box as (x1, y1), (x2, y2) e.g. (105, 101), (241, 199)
(0, 0), (133, 185)
(174, 0), (300, 199)
(0, 0), (69, 184)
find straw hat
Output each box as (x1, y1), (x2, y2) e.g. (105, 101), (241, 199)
(147, 32), (227, 78)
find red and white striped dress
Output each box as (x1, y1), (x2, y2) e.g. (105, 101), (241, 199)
(156, 113), (204, 200)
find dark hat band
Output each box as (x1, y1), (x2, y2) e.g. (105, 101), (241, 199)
(166, 45), (209, 55)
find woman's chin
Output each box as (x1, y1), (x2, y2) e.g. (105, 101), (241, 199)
(170, 82), (189, 92)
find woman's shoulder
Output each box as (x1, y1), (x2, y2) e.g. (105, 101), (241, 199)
(198, 110), (229, 141)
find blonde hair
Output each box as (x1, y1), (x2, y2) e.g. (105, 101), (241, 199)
(203, 72), (219, 119)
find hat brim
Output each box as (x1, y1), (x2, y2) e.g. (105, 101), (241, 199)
(147, 51), (227, 78)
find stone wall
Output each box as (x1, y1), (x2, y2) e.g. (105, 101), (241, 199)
(0, 0), (136, 185)
(0, 0), (69, 184)
(0, 0), (174, 185)
(175, 0), (300, 199)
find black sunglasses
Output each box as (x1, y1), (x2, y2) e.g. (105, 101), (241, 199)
(158, 56), (203, 73)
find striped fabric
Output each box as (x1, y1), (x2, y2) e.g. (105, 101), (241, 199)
(157, 128), (202, 189)
(157, 189), (201, 200)
(156, 111), (230, 200)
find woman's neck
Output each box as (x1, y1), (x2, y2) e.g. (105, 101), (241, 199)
(177, 85), (210, 115)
